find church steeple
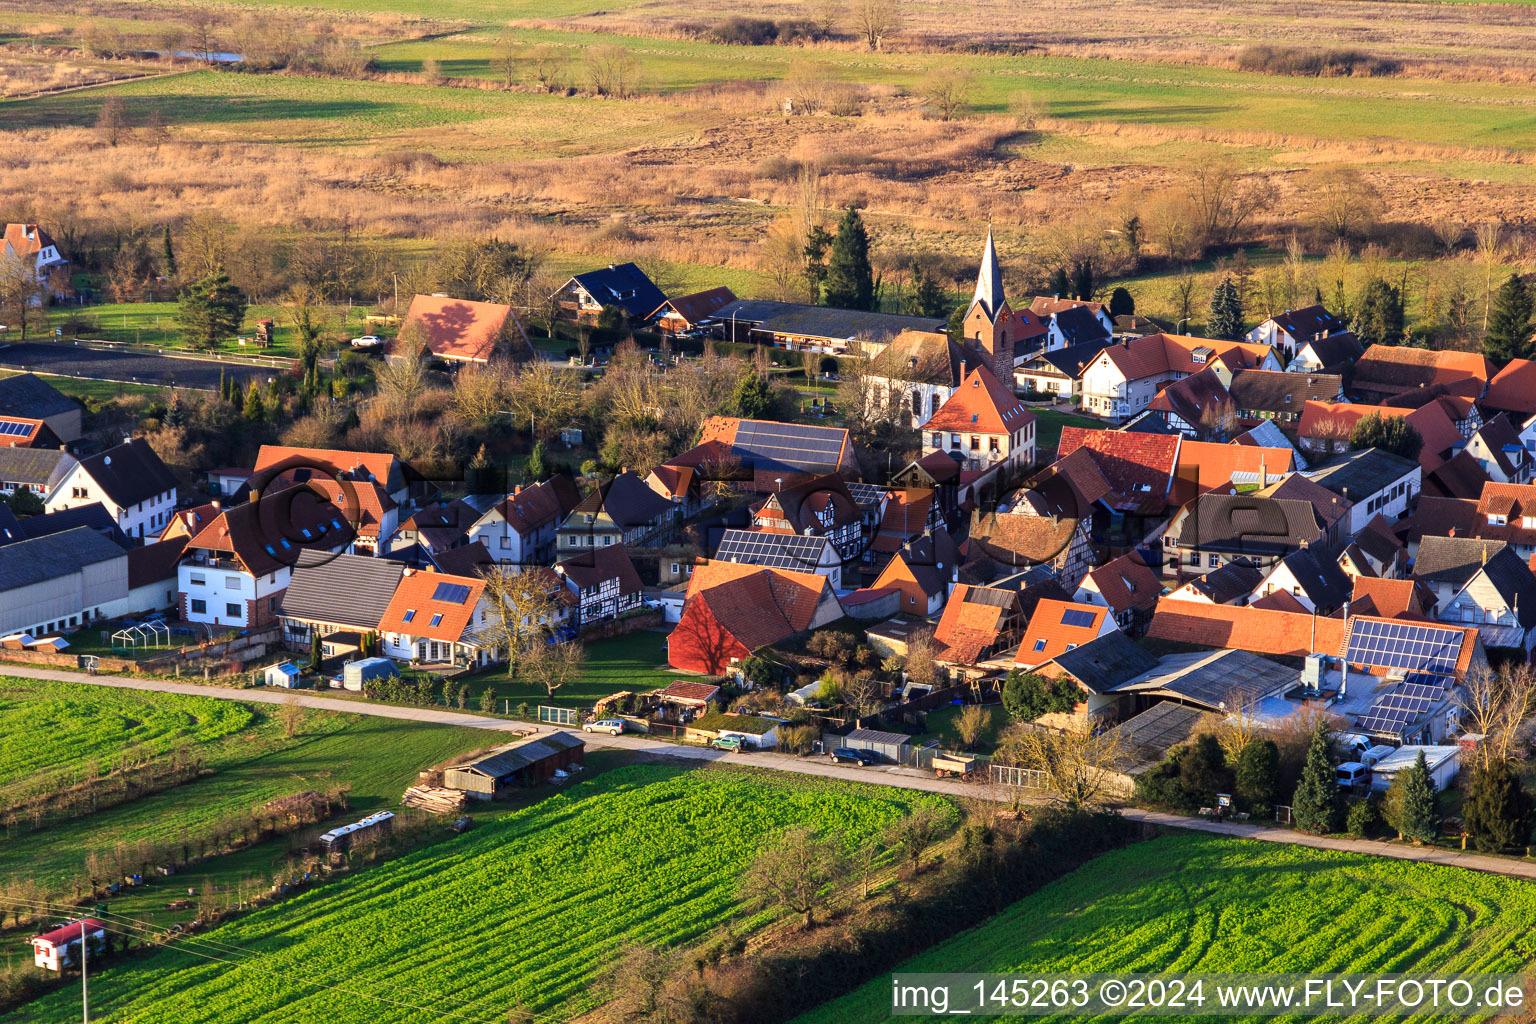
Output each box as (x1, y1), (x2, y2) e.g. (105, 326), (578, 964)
(971, 226), (1005, 321)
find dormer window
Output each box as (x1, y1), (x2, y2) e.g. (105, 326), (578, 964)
(1490, 514), (1507, 526)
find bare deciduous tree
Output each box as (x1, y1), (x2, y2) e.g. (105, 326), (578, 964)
(279, 693), (304, 739)
(374, 342), (429, 419)
(1189, 159), (1273, 247)
(882, 804), (948, 873)
(525, 44), (572, 94)
(479, 566), (560, 679)
(785, 60), (831, 115)
(1304, 165), (1381, 242)
(95, 96), (129, 147)
(1146, 191), (1203, 262)
(808, 0), (843, 37)
(739, 826), (847, 928)
(507, 359), (581, 440)
(918, 68), (976, 121)
(524, 640), (586, 699)
(998, 720), (1128, 809)
(1460, 662), (1535, 772)
(956, 704), (991, 751)
(586, 45), (640, 98)
(903, 627), (939, 689)
(851, 0), (902, 51)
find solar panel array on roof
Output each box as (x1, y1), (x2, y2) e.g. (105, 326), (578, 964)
(432, 581), (471, 604)
(1355, 680), (1447, 734)
(0, 420), (33, 436)
(1345, 619), (1464, 676)
(1060, 607), (1097, 627)
(731, 422), (844, 469)
(845, 482), (885, 507)
(715, 529), (829, 571)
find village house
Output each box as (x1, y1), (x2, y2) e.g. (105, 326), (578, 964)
(1341, 514), (1410, 579)
(29, 919), (104, 973)
(1250, 545), (1354, 614)
(667, 561), (843, 674)
(1164, 559), (1264, 606)
(870, 533), (958, 616)
(1297, 400), (1463, 474)
(1074, 551), (1164, 631)
(553, 262), (667, 324)
(554, 543), (646, 626)
(870, 486), (936, 558)
(0, 447), (77, 502)
(3, 223), (69, 297)
(304, 477), (398, 555)
(1285, 331), (1363, 376)
(648, 286), (737, 336)
(1349, 345), (1493, 404)
(1166, 493), (1330, 575)
(1226, 369), (1344, 425)
(644, 464), (707, 519)
(1304, 447), (1421, 535)
(714, 529), (844, 590)
(378, 567), (498, 667)
(1244, 304), (1346, 360)
(178, 484), (356, 629)
(45, 438), (178, 541)
(467, 476), (582, 568)
(1145, 598), (1349, 660)
(750, 473), (864, 561)
(1480, 359), (1536, 421)
(1465, 413), (1533, 484)
(932, 582), (1025, 667)
(1141, 371), (1236, 438)
(891, 452), (961, 527)
(1015, 598), (1118, 669)
(555, 471), (676, 556)
(276, 553), (407, 652)
(668, 417), (857, 492)
(1411, 535), (1507, 607)
(0, 415), (62, 449)
(968, 500), (1095, 589)
(1028, 296), (1114, 351)
(1014, 337), (1115, 399)
(920, 365), (1037, 475)
(253, 445), (413, 505)
(1078, 334), (1281, 421)
(863, 329), (965, 430)
(1433, 545), (1536, 653)
(1050, 428), (1181, 552)
(387, 498), (481, 565)
(1033, 630), (1161, 725)
(394, 293), (525, 364)
(0, 374), (82, 444)
(1347, 575), (1436, 619)
(1172, 438), (1298, 507)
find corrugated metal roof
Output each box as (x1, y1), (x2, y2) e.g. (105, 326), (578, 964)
(280, 553), (407, 629)
(447, 732), (585, 779)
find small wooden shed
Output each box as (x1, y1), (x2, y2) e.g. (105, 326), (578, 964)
(442, 732), (586, 799)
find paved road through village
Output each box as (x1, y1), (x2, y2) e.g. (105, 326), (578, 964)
(8, 663), (1536, 881)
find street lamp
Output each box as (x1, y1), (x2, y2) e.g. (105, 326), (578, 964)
(1175, 317), (1192, 336)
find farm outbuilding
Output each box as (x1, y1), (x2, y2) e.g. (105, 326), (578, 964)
(31, 918), (105, 972)
(442, 732), (586, 799)
(318, 811), (394, 852)
(1369, 745), (1462, 793)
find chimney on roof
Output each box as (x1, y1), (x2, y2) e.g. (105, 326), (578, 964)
(1449, 527), (1456, 537)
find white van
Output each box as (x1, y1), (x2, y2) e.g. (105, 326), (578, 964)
(1335, 762), (1369, 789)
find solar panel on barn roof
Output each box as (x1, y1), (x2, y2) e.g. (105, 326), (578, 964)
(1345, 618), (1464, 676)
(715, 529), (830, 571)
(0, 421), (31, 436)
(730, 422), (845, 468)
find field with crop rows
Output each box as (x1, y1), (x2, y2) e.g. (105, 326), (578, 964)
(10, 765), (955, 1023)
(0, 677), (253, 787)
(798, 832), (1536, 1023)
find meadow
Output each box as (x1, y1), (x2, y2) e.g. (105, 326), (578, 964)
(6, 764), (955, 1023)
(797, 832), (1536, 1023)
(458, 630), (685, 710)
(0, 677), (253, 787)
(0, 678), (493, 888)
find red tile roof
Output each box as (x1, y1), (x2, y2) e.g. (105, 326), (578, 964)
(1016, 598), (1110, 667)
(556, 543), (644, 595)
(185, 484), (355, 577)
(1482, 358), (1536, 417)
(254, 446), (401, 491)
(498, 476), (582, 535)
(0, 416), (45, 447)
(1352, 344), (1493, 396)
(4, 223), (55, 258)
(685, 560), (831, 632)
(1297, 400), (1463, 471)
(1030, 296), (1106, 318)
(934, 583), (1014, 665)
(1250, 589), (1309, 613)
(377, 568), (487, 643)
(1173, 438), (1296, 503)
(1084, 552), (1162, 615)
(1145, 598), (1348, 659)
(1057, 427), (1179, 512)
(652, 286), (737, 326)
(398, 294), (514, 363)
(1096, 333), (1276, 381)
(1147, 370), (1235, 429)
(305, 477), (396, 539)
(1348, 576), (1427, 619)
(921, 364), (1036, 435)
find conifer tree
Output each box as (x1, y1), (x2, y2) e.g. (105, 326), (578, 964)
(1482, 274), (1535, 364)
(1208, 276), (1244, 340)
(243, 383), (266, 422)
(1108, 286), (1135, 319)
(1385, 749), (1439, 844)
(162, 224), (177, 281)
(1291, 721), (1342, 834)
(177, 270), (247, 351)
(1351, 277), (1405, 346)
(1462, 758), (1531, 852)
(822, 206), (873, 310)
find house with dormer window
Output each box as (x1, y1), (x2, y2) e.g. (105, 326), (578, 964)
(920, 365), (1037, 474)
(378, 568), (497, 666)
(555, 471), (675, 556)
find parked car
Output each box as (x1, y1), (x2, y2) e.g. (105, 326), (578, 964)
(584, 719), (625, 736)
(829, 747), (878, 766)
(1335, 762), (1368, 789)
(710, 735), (750, 752)
(349, 335), (383, 348)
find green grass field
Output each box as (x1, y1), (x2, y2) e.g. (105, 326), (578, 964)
(795, 832), (1536, 1023)
(7, 764), (954, 1023)
(1034, 407), (1101, 448)
(0, 677), (253, 788)
(0, 679), (493, 889)
(0, 367), (168, 402)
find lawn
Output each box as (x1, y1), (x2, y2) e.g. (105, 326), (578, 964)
(1033, 407), (1101, 448)
(0, 367), (168, 402)
(922, 701), (1009, 754)
(795, 831), (1536, 1023)
(459, 629), (688, 710)
(7, 764), (955, 1023)
(46, 300), (377, 357)
(0, 678), (494, 889)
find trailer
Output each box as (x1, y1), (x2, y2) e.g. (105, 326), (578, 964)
(342, 656), (398, 692)
(318, 811), (394, 853)
(933, 753), (982, 779)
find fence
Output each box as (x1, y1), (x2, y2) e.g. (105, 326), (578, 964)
(990, 764), (1050, 790)
(538, 706), (579, 726)
(1273, 804), (1293, 825)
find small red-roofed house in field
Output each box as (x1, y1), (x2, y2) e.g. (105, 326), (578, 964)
(31, 919), (104, 972)
(394, 294), (526, 364)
